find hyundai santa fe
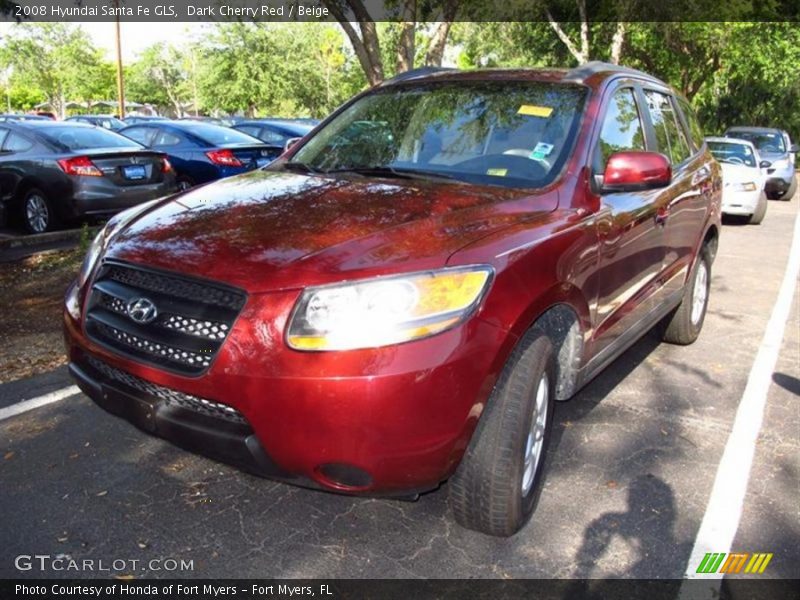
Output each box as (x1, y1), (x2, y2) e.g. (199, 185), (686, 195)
(64, 62), (721, 536)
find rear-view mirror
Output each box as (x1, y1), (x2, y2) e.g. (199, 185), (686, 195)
(601, 151), (672, 194)
(759, 160), (772, 169)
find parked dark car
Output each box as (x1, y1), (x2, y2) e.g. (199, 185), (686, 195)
(117, 120), (274, 190)
(0, 121), (177, 233)
(65, 63), (721, 536)
(0, 114), (49, 122)
(724, 126), (798, 200)
(231, 119), (314, 156)
(65, 115), (126, 131)
(179, 116), (231, 127)
(123, 116), (169, 125)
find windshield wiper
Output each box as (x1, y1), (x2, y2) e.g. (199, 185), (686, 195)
(283, 161), (323, 175)
(324, 166), (458, 181)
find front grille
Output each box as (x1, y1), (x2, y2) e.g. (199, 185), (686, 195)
(85, 261), (246, 376)
(87, 356), (246, 425)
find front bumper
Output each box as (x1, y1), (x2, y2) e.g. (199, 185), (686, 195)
(721, 187), (761, 216)
(64, 287), (509, 495)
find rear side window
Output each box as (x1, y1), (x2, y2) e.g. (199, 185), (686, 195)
(0, 128), (8, 147)
(676, 98), (704, 150)
(4, 132), (34, 153)
(596, 88), (646, 171)
(122, 127), (155, 146)
(235, 125), (261, 137)
(645, 91), (691, 165)
(258, 128), (288, 145)
(153, 129), (183, 146)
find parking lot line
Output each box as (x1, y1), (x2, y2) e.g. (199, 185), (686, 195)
(0, 385), (80, 422)
(682, 201), (800, 587)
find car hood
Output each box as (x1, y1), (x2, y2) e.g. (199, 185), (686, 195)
(720, 162), (762, 184)
(104, 169), (556, 293)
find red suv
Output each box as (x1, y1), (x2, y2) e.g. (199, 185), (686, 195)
(64, 63), (721, 536)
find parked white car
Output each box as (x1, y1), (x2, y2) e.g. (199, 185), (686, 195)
(706, 136), (768, 224)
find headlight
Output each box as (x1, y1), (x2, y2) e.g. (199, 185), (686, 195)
(730, 181), (757, 192)
(77, 229), (106, 287)
(287, 266), (494, 351)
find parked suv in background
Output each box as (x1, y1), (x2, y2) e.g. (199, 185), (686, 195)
(64, 63), (721, 536)
(724, 126), (798, 200)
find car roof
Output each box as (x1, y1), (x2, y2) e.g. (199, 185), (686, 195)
(380, 62), (669, 89)
(2, 120), (97, 130)
(236, 120), (312, 133)
(68, 115), (119, 119)
(726, 126), (784, 134)
(706, 136), (756, 147)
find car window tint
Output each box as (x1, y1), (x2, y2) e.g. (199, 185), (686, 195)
(235, 125), (261, 137)
(676, 97), (704, 150)
(38, 126), (141, 150)
(4, 132), (34, 152)
(153, 130), (183, 146)
(258, 128), (288, 145)
(122, 127), (155, 146)
(707, 141), (757, 167)
(0, 128), (8, 148)
(644, 90), (690, 165)
(596, 88), (645, 170)
(184, 124), (260, 145)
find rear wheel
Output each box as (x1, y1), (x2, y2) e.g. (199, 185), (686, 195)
(176, 176), (194, 191)
(21, 188), (58, 234)
(662, 246), (711, 345)
(449, 327), (555, 537)
(749, 193), (767, 224)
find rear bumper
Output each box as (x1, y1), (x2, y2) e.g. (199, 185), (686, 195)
(68, 178), (177, 217)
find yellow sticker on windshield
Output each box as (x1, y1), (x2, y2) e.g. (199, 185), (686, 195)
(487, 168), (508, 176)
(518, 105), (553, 117)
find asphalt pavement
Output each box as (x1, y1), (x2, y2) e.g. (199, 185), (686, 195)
(0, 195), (798, 581)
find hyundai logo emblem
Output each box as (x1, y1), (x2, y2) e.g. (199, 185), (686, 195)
(126, 297), (158, 324)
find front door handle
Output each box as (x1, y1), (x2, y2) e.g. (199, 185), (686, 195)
(655, 206), (670, 226)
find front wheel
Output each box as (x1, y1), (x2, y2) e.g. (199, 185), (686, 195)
(749, 193), (767, 224)
(662, 246), (711, 345)
(449, 327), (555, 537)
(778, 176), (797, 201)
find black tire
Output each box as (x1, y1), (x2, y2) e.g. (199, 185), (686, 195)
(176, 176), (194, 191)
(778, 175), (797, 201)
(20, 188), (58, 234)
(662, 246), (711, 345)
(449, 327), (555, 537)
(749, 193), (768, 224)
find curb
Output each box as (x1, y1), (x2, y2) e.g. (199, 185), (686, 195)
(0, 227), (97, 251)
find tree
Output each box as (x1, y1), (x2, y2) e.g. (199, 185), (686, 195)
(0, 23), (99, 117)
(322, 0), (460, 86)
(127, 43), (189, 115)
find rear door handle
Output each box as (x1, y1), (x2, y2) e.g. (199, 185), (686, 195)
(692, 165), (711, 186)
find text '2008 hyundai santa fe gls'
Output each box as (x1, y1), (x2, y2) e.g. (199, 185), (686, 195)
(64, 62), (721, 537)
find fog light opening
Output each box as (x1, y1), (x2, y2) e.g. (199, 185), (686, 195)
(316, 463), (373, 491)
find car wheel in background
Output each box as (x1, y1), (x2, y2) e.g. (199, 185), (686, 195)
(449, 326), (555, 537)
(778, 175), (797, 201)
(749, 193), (768, 224)
(662, 246), (711, 345)
(176, 176), (194, 191)
(21, 188), (58, 234)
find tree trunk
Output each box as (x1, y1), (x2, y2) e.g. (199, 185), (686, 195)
(545, 9), (589, 63)
(424, 0), (458, 66)
(322, 0), (385, 86)
(610, 22), (626, 65)
(396, 0), (416, 74)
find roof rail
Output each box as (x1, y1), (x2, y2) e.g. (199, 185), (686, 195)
(381, 67), (458, 86)
(564, 61), (665, 85)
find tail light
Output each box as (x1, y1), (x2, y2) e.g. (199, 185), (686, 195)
(161, 157), (174, 173)
(205, 149), (243, 167)
(57, 156), (103, 177)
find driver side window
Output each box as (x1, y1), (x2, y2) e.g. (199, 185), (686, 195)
(595, 88), (646, 173)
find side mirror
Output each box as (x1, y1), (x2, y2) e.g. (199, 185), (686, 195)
(759, 160), (772, 169)
(284, 137), (302, 152)
(790, 143), (799, 153)
(601, 151), (672, 194)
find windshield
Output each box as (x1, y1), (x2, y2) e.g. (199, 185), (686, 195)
(186, 123), (262, 146)
(728, 131), (786, 154)
(39, 126), (143, 150)
(708, 141), (757, 167)
(291, 81), (587, 188)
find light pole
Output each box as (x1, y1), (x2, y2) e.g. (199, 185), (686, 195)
(114, 1), (125, 118)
